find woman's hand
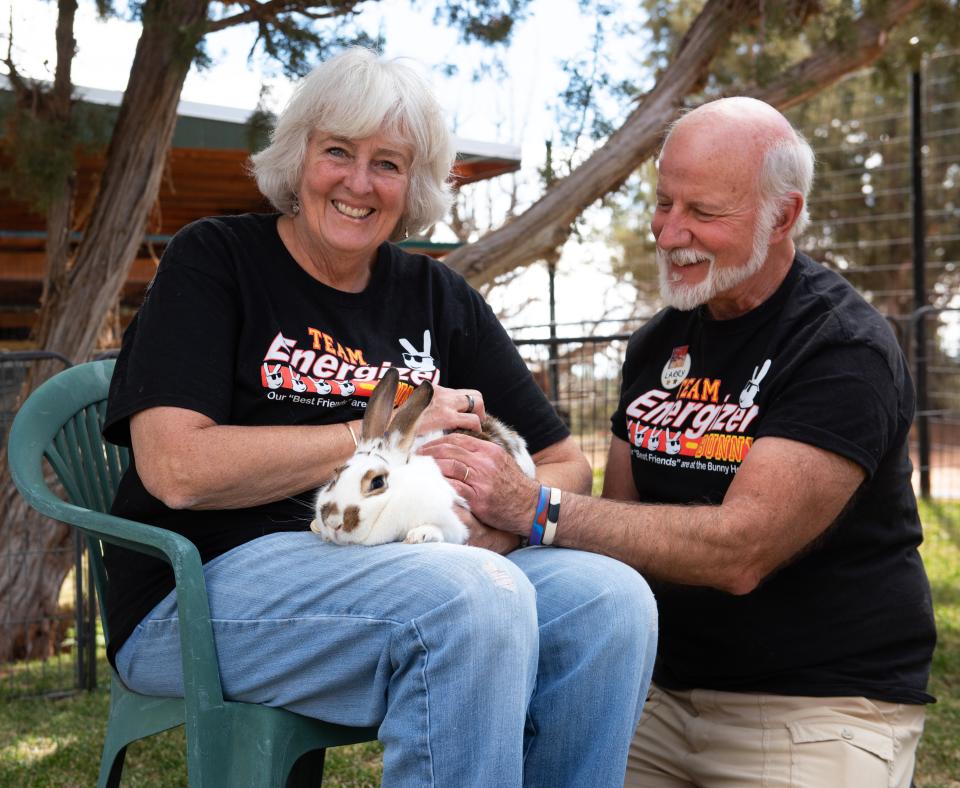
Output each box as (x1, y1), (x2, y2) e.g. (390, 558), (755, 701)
(416, 383), (486, 435)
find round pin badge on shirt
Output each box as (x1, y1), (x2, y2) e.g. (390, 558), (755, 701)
(661, 345), (691, 389)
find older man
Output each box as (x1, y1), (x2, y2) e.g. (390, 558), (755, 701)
(424, 97), (936, 787)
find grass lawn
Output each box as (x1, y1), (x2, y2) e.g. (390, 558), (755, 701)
(916, 499), (960, 786)
(1, 500), (957, 786)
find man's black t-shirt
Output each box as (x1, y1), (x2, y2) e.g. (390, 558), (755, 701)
(611, 252), (936, 704)
(103, 213), (569, 662)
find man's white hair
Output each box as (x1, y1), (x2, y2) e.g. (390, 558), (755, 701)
(760, 134), (816, 238)
(250, 47), (456, 237)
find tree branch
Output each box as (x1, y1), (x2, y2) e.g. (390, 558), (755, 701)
(3, 4), (30, 100)
(206, 0), (363, 33)
(746, 0), (923, 110)
(443, 0), (923, 286)
(443, 0), (761, 284)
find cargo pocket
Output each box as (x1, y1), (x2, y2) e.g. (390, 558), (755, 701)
(787, 719), (893, 787)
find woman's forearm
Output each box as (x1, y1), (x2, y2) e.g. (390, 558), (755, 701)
(131, 407), (360, 510)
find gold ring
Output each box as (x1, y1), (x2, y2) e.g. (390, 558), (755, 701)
(465, 393), (475, 414)
(463, 467), (471, 483)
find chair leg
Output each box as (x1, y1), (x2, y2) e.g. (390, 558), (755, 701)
(98, 744), (127, 788)
(286, 748), (327, 787)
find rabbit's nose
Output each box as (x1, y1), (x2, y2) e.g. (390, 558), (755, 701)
(319, 501), (342, 529)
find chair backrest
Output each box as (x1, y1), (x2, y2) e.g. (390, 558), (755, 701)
(7, 359), (128, 639)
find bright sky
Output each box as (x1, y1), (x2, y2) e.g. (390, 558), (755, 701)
(2, 0), (651, 327)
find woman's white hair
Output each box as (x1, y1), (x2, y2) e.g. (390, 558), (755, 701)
(249, 47), (456, 237)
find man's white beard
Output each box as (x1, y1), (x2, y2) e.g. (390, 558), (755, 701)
(657, 204), (777, 312)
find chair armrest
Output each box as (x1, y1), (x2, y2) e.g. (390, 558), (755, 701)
(18, 487), (226, 711)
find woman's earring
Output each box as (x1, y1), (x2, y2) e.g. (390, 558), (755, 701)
(291, 197), (301, 215)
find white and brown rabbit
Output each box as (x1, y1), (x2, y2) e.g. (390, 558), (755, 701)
(310, 368), (534, 546)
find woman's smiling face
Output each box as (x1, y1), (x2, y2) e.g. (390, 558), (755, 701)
(296, 130), (412, 266)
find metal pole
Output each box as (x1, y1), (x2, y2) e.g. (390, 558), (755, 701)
(910, 69), (931, 498)
(85, 550), (97, 689)
(547, 258), (560, 407)
(73, 530), (86, 689)
(541, 140), (561, 411)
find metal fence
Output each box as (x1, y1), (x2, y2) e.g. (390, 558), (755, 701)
(0, 352), (99, 700)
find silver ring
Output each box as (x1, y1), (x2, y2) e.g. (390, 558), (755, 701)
(463, 467), (470, 483)
(465, 393), (475, 414)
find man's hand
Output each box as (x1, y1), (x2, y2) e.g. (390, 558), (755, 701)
(455, 506), (521, 554)
(420, 432), (540, 536)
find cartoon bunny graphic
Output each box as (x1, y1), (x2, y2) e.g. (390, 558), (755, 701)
(665, 430), (682, 455)
(399, 330), (436, 372)
(739, 359), (772, 409)
(633, 424), (650, 448)
(263, 363), (284, 390)
(290, 370), (308, 392)
(310, 377), (332, 395)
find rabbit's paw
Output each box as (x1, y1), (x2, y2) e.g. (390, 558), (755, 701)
(404, 525), (445, 544)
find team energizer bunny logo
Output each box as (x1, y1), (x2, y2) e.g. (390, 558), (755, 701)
(261, 363), (355, 395)
(399, 330), (436, 372)
(739, 359), (772, 409)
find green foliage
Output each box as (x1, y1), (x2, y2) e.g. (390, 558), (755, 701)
(435, 0), (530, 44)
(0, 93), (110, 213)
(245, 87), (277, 154)
(549, 1), (643, 176)
(915, 497), (960, 785)
(0, 113), (74, 213)
(0, 83), (116, 213)
(247, 12), (385, 80)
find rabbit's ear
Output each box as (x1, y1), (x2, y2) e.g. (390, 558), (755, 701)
(362, 368), (400, 442)
(387, 382), (434, 454)
(755, 358), (772, 382)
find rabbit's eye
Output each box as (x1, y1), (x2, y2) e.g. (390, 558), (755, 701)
(361, 468), (389, 495)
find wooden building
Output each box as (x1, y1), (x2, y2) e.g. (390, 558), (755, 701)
(0, 83), (520, 345)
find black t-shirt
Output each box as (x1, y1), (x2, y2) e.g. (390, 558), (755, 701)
(103, 213), (568, 662)
(611, 252), (936, 704)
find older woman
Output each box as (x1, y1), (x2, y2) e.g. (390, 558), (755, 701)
(103, 47), (656, 786)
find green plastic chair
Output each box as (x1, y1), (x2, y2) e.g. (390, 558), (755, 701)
(7, 359), (378, 787)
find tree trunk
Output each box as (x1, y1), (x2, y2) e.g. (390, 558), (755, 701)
(444, 0), (923, 286)
(33, 0), (210, 365)
(38, 0), (78, 335)
(0, 0), (210, 662)
(0, 487), (74, 661)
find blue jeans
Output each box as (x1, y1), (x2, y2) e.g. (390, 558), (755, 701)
(116, 532), (657, 787)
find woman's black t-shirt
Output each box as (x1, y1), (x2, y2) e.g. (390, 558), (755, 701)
(103, 213), (568, 662)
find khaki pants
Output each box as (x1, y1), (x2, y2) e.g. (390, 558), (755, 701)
(625, 684), (925, 788)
